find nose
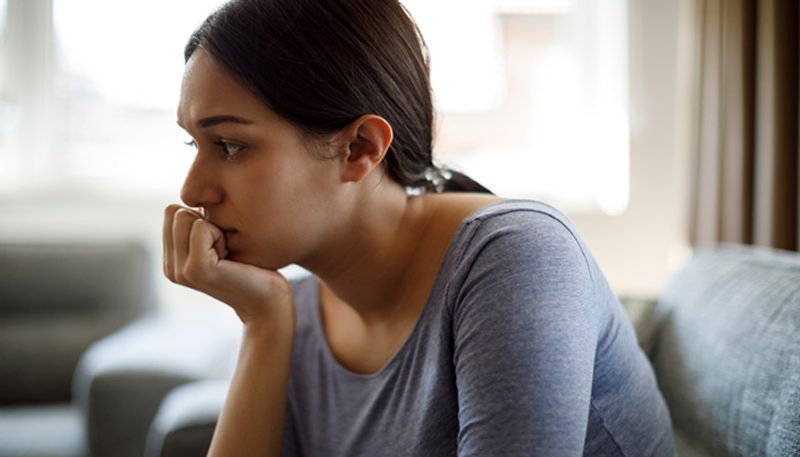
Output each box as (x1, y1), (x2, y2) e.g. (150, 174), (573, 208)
(180, 153), (223, 209)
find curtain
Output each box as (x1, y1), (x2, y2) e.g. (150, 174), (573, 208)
(689, 0), (799, 251)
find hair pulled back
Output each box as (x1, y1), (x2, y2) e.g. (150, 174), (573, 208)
(185, 0), (491, 193)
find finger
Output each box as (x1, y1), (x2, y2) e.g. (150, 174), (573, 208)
(185, 218), (226, 286)
(173, 208), (202, 282)
(162, 204), (183, 281)
(213, 229), (228, 260)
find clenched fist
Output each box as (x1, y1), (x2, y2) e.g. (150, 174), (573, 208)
(162, 204), (295, 327)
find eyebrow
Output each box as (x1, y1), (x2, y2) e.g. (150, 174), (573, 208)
(176, 115), (254, 130)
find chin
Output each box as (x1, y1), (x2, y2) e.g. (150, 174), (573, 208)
(226, 249), (290, 271)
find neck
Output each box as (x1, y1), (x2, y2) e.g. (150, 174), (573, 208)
(296, 179), (436, 325)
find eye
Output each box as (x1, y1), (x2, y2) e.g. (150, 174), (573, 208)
(183, 139), (198, 149)
(214, 139), (244, 160)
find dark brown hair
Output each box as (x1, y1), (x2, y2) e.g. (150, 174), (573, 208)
(185, 0), (491, 193)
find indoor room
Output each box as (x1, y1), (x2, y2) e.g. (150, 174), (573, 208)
(1, 0), (798, 456)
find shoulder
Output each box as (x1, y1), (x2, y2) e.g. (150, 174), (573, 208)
(466, 198), (577, 234)
(421, 194), (584, 257)
(443, 199), (603, 338)
(451, 198), (592, 275)
(437, 198), (599, 316)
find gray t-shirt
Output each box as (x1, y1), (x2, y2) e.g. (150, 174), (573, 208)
(282, 199), (675, 456)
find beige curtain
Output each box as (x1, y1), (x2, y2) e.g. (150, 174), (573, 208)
(689, 0), (799, 251)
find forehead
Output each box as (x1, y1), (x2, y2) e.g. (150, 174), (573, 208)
(177, 48), (273, 127)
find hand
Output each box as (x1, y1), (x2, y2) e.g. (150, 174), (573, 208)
(163, 204), (294, 327)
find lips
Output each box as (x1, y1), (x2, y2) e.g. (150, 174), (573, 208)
(212, 222), (238, 237)
(199, 211), (237, 235)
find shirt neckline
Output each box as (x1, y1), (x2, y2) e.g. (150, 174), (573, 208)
(309, 198), (530, 380)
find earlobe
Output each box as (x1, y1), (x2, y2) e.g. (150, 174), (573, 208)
(340, 115), (393, 184)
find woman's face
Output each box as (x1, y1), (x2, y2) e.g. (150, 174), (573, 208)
(176, 48), (338, 269)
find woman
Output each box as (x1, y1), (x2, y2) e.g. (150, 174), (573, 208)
(164, 0), (675, 455)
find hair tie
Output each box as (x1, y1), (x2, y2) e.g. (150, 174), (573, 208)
(406, 160), (453, 196)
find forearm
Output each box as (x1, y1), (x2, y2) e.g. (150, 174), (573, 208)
(207, 317), (295, 457)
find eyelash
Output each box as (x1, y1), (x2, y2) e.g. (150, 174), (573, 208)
(183, 139), (244, 161)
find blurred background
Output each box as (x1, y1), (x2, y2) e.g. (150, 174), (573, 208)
(0, 0), (696, 318)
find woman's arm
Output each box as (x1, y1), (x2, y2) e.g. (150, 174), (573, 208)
(452, 213), (599, 456)
(162, 204), (298, 456)
(207, 316), (295, 457)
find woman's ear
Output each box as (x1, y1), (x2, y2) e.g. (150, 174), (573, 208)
(338, 115), (393, 184)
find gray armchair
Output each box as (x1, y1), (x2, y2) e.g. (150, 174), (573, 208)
(74, 314), (239, 457)
(0, 242), (155, 457)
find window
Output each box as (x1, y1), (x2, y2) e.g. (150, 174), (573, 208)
(53, 0), (224, 197)
(1, 0), (628, 215)
(404, 0), (629, 214)
(0, 0), (7, 183)
(0, 0), (224, 198)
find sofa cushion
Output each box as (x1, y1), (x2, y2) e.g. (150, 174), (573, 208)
(144, 380), (228, 457)
(0, 403), (84, 457)
(652, 244), (800, 456)
(74, 315), (239, 457)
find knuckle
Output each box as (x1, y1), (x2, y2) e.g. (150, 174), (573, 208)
(181, 262), (203, 284)
(174, 270), (186, 284)
(176, 207), (202, 220)
(174, 208), (190, 220)
(175, 209), (201, 226)
(164, 204), (181, 217)
(163, 268), (176, 283)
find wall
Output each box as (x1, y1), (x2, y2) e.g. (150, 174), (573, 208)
(568, 0), (694, 297)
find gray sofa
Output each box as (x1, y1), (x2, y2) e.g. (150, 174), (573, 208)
(648, 244), (800, 456)
(0, 242), (155, 457)
(0, 241), (240, 457)
(620, 243), (800, 456)
(73, 314), (239, 457)
(6, 243), (799, 456)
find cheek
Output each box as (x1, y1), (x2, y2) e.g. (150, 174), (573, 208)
(237, 206), (319, 270)
(278, 153), (339, 215)
(232, 161), (332, 265)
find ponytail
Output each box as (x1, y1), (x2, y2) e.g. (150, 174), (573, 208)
(442, 170), (493, 194)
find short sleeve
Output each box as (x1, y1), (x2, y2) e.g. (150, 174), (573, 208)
(451, 212), (600, 456)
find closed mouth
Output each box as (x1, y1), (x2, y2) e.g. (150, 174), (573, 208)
(202, 215), (236, 234)
(210, 222), (237, 233)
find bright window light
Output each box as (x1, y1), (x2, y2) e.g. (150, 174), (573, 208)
(3, 0), (628, 215)
(49, 0), (225, 198)
(404, 0), (629, 214)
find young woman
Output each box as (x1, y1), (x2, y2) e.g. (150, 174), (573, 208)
(163, 0), (675, 455)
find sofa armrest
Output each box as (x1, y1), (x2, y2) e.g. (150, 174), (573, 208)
(144, 380), (228, 457)
(618, 295), (659, 356)
(649, 244), (800, 455)
(73, 314), (239, 457)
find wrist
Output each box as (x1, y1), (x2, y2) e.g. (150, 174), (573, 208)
(241, 303), (296, 344)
